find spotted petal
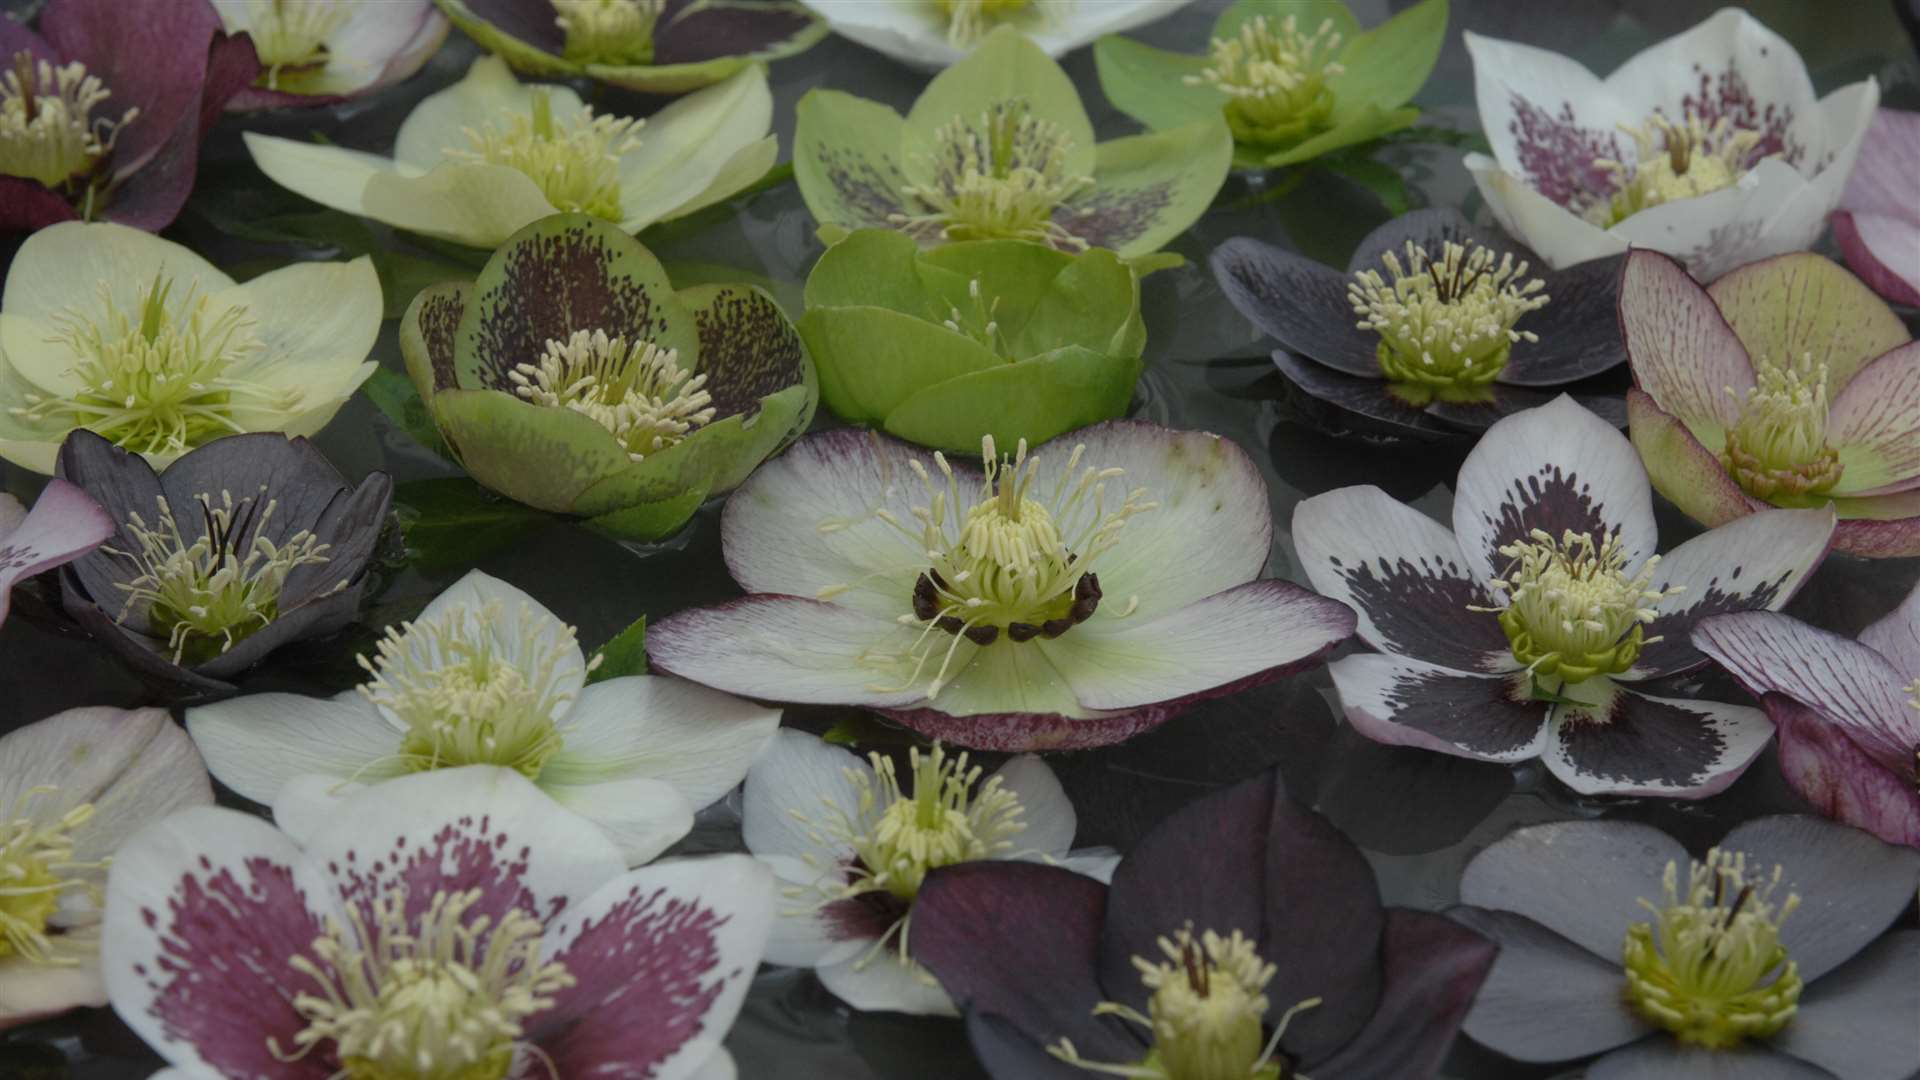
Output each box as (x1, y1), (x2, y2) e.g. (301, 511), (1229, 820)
(1542, 682), (1773, 799)
(1329, 654), (1547, 763)
(903, 27), (1095, 182)
(1463, 30), (1634, 212)
(1061, 116), (1233, 258)
(792, 90), (913, 237)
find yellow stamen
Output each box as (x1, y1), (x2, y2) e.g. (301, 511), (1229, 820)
(552, 0), (665, 65)
(0, 788), (103, 966)
(447, 89), (642, 221)
(1721, 352), (1843, 500)
(1349, 239), (1548, 407)
(508, 328), (714, 461)
(1473, 528), (1682, 685)
(894, 101), (1093, 249)
(1186, 15), (1344, 147)
(1588, 111), (1764, 227)
(1, 52), (137, 191)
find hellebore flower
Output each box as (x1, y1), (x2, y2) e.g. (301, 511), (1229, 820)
(0, 221), (381, 475)
(649, 421), (1357, 751)
(1831, 108), (1920, 307)
(1622, 249), (1920, 558)
(794, 25), (1232, 260)
(800, 229), (1146, 454)
(1452, 815), (1920, 1078)
(1293, 395), (1837, 798)
(54, 429), (393, 696)
(0, 476), (110, 628)
(213, 0), (447, 109)
(1463, 8), (1879, 281)
(911, 768), (1498, 1080)
(245, 54), (776, 251)
(433, 0), (824, 94)
(102, 765), (773, 1079)
(801, 0), (1192, 72)
(1212, 207), (1627, 439)
(0, 0), (258, 233)
(1693, 587), (1920, 848)
(398, 213), (815, 540)
(185, 569), (781, 864)
(1094, 0), (1447, 170)
(0, 706), (212, 1029)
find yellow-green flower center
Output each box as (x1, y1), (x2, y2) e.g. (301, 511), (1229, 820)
(1721, 353), (1844, 501)
(895, 101), (1094, 249)
(221, 0), (352, 89)
(1, 52), (137, 193)
(273, 887), (572, 1080)
(552, 0), (664, 65)
(446, 89), (642, 222)
(1475, 528), (1682, 685)
(933, 0), (1032, 46)
(509, 328), (713, 461)
(1186, 15), (1343, 147)
(1588, 112), (1762, 228)
(1623, 849), (1802, 1050)
(1348, 239), (1549, 407)
(0, 789), (102, 965)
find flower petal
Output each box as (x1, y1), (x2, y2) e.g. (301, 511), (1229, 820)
(1329, 654), (1547, 762)
(0, 477), (111, 625)
(544, 676), (780, 810)
(649, 0), (823, 66)
(393, 53), (540, 169)
(0, 706), (211, 865)
(879, 346), (1143, 457)
(1706, 252), (1910, 393)
(1833, 210), (1920, 311)
(360, 161), (561, 249)
(1271, 351), (1462, 438)
(539, 774), (695, 867)
(740, 729), (864, 868)
(1462, 31), (1632, 210)
(1772, 931), (1920, 1080)
(1619, 248), (1752, 439)
(1828, 341), (1920, 497)
(905, 27), (1094, 180)
(1092, 33), (1218, 134)
(1771, 697), (1920, 849)
(241, 131), (394, 219)
(1463, 153), (1628, 270)
(3, 221), (231, 345)
(1859, 584), (1920, 682)
(617, 66), (773, 230)
(1589, 1041), (1829, 1079)
(1449, 907), (1653, 1063)
(1543, 683), (1773, 799)
(988, 755), (1074, 858)
(1308, 909), (1497, 1079)
(1503, 253), (1628, 387)
(1210, 237), (1379, 378)
(1065, 116), (1232, 258)
(792, 89), (912, 235)
(218, 259), (382, 394)
(818, 950), (957, 1016)
(1627, 387), (1768, 528)
(418, 570), (589, 701)
(0, 936), (106, 1028)
(804, 307), (1001, 428)
(1459, 817), (1689, 961)
(649, 595), (936, 709)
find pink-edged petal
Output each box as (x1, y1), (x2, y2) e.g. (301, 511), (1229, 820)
(1768, 697), (1920, 850)
(1460, 817), (1688, 961)
(1833, 210), (1920, 308)
(1453, 394), (1659, 584)
(1308, 909), (1497, 1080)
(0, 706), (209, 862)
(0, 932), (105, 1028)
(1462, 32), (1631, 210)
(0, 478), (111, 626)
(1449, 907), (1653, 1063)
(1859, 585), (1920, 682)
(1619, 248), (1752, 439)
(648, 595), (935, 709)
(533, 855), (773, 1079)
(1773, 931), (1920, 1080)
(876, 699), (1183, 753)
(1627, 388), (1770, 527)
(1840, 108), (1920, 222)
(1828, 341), (1920, 497)
(1830, 506), (1920, 559)
(1706, 251), (1912, 392)
(1330, 654), (1547, 763)
(1543, 682), (1773, 799)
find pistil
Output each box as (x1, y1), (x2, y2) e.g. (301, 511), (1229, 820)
(895, 101), (1094, 249)
(448, 90), (642, 221)
(1, 52), (138, 192)
(1349, 239), (1548, 407)
(552, 0), (666, 65)
(1720, 353), (1843, 500)
(508, 328), (714, 460)
(1474, 528), (1682, 685)
(1588, 111), (1762, 227)
(0, 789), (103, 965)
(1186, 15), (1344, 147)
(228, 0), (352, 89)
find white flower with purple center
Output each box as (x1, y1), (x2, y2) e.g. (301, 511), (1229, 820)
(1294, 394), (1837, 798)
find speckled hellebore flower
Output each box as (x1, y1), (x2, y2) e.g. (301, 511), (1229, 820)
(1622, 249), (1920, 558)
(0, 706), (211, 1029)
(1094, 0), (1446, 171)
(1464, 8), (1878, 281)
(800, 0), (1192, 72)
(102, 766), (773, 1080)
(649, 421), (1357, 751)
(1693, 586), (1920, 848)
(185, 569), (780, 865)
(911, 768), (1498, 1080)
(0, 221), (381, 475)
(1452, 815), (1920, 1078)
(0, 476), (109, 629)
(1212, 208), (1626, 439)
(433, 0), (824, 94)
(1294, 395), (1837, 798)
(0, 0), (257, 233)
(212, 0), (447, 109)
(245, 54), (776, 251)
(1831, 108), (1920, 307)
(794, 25), (1232, 261)
(398, 213), (815, 540)
(53, 429), (392, 696)
(800, 229), (1146, 453)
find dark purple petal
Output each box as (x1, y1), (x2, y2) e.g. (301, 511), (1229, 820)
(458, 0), (565, 52)
(58, 570), (240, 693)
(1423, 381), (1604, 430)
(965, 1011), (1103, 1080)
(875, 701), (1186, 753)
(1588, 1040), (1831, 1079)
(1770, 697), (1920, 849)
(1502, 254), (1628, 386)
(1772, 931), (1920, 1080)
(1307, 910), (1497, 1078)
(1212, 239), (1379, 377)
(0, 176), (79, 231)
(158, 434), (348, 542)
(1272, 351), (1461, 440)
(1449, 907), (1653, 1063)
(1330, 656), (1547, 762)
(1344, 208), (1517, 275)
(197, 31), (261, 133)
(654, 0), (817, 63)
(1544, 686), (1772, 799)
(56, 430), (168, 630)
(43, 0), (217, 171)
(1459, 818), (1689, 962)
(0, 15), (57, 63)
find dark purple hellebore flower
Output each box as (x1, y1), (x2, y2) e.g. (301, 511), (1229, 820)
(911, 769), (1498, 1080)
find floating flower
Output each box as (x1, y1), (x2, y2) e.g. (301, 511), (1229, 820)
(433, 0), (824, 94)
(1831, 107), (1920, 307)
(102, 765), (773, 1078)
(212, 0), (447, 109)
(1212, 207), (1626, 439)
(1094, 0), (1446, 170)
(397, 213), (815, 540)
(0, 706), (211, 1029)
(1694, 587), (1920, 848)
(1463, 8), (1879, 280)
(649, 421), (1356, 751)
(1451, 815), (1920, 1077)
(800, 228), (1145, 453)
(794, 25), (1232, 260)
(0, 221), (380, 474)
(54, 429), (392, 696)
(1622, 249), (1920, 558)
(802, 0), (1191, 71)
(0, 0), (258, 232)
(0, 476), (109, 629)
(1294, 394), (1836, 797)
(244, 54), (776, 250)
(911, 768), (1497, 1079)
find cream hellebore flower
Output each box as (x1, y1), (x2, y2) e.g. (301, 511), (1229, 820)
(185, 569), (781, 865)
(212, 0), (449, 109)
(1464, 8), (1879, 281)
(0, 221), (379, 475)
(243, 53), (776, 249)
(799, 0), (1195, 71)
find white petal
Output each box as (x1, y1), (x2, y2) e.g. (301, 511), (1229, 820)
(649, 595), (944, 709)
(1463, 153), (1629, 270)
(218, 257), (381, 388)
(656, 136), (779, 222)
(0, 492), (23, 536)
(800, 0), (962, 70)
(1543, 683), (1774, 798)
(2, 222), (232, 332)
(1025, 0), (1190, 56)
(318, 0), (443, 97)
(1329, 652), (1548, 762)
(242, 131), (396, 218)
(760, 853), (864, 966)
(817, 949), (957, 1016)
(543, 675), (781, 809)
(1603, 9), (1818, 164)
(617, 65), (773, 229)
(987, 754), (1073, 858)
(1750, 80), (1883, 270)
(686, 1047), (737, 1080)
(0, 936), (105, 1027)
(415, 570), (588, 710)
(1464, 31), (1633, 189)
(185, 689), (401, 804)
(909, 632), (1083, 719)
(0, 707), (198, 842)
(539, 773), (695, 867)
(393, 53), (559, 170)
(359, 160), (560, 247)
(742, 730), (866, 863)
(1608, 158), (1808, 282)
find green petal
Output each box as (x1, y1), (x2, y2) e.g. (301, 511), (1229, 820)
(398, 281), (472, 404)
(1091, 35), (1221, 133)
(1258, 104), (1421, 168)
(1327, 0), (1447, 113)
(360, 162), (558, 250)
(1707, 253), (1911, 390)
(1068, 116), (1233, 257)
(793, 90), (914, 236)
(586, 56), (748, 95)
(802, 228), (952, 318)
(881, 346), (1143, 454)
(569, 417), (720, 519)
(677, 281), (817, 488)
(921, 240), (1081, 348)
(904, 25), (1096, 180)
(431, 388), (633, 514)
(798, 307), (1000, 425)
(1214, 0), (1361, 44)
(690, 383), (811, 496)
(432, 0), (578, 77)
(919, 243), (1142, 359)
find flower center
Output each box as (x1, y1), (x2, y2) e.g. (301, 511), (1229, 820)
(507, 328), (713, 461)
(933, 0), (1033, 45)
(273, 887), (573, 1080)
(1588, 111), (1763, 227)
(224, 0), (352, 89)
(894, 100), (1094, 249)
(1623, 849), (1801, 1050)
(1475, 528), (1682, 685)
(1720, 352), (1843, 501)
(1, 52), (137, 193)
(446, 90), (642, 222)
(106, 489), (336, 666)
(552, 0), (664, 65)
(0, 789), (103, 965)
(1185, 15), (1344, 148)
(1348, 239), (1549, 408)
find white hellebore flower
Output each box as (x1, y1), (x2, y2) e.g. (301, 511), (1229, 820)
(1463, 8), (1878, 281)
(0, 222), (380, 475)
(186, 569), (781, 865)
(801, 0), (1195, 71)
(242, 53), (778, 249)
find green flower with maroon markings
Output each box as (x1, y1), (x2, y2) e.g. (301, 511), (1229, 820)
(398, 213), (816, 541)
(1093, 0), (1447, 171)
(799, 229), (1145, 454)
(794, 24), (1232, 262)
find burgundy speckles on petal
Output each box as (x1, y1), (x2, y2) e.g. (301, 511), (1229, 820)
(822, 147), (909, 230)
(692, 285), (808, 422)
(1062, 183), (1173, 252)
(1507, 95), (1621, 210)
(1681, 63), (1803, 166)
(417, 287), (467, 393)
(329, 815), (561, 931)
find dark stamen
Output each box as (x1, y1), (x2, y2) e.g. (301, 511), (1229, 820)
(1182, 939), (1209, 997)
(12, 52), (36, 124)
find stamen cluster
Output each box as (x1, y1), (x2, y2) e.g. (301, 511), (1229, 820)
(1721, 352), (1843, 499)
(940, 278), (1012, 360)
(232, 0), (352, 87)
(1348, 239), (1548, 406)
(449, 90), (642, 222)
(934, 0), (1033, 46)
(1588, 111), (1763, 227)
(1477, 528), (1682, 684)
(896, 101), (1093, 249)
(553, 0), (666, 65)
(1, 53), (137, 191)
(0, 788), (102, 965)
(509, 328), (714, 461)
(1186, 15), (1344, 145)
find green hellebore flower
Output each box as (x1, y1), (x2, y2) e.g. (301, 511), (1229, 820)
(799, 230), (1145, 454)
(1094, 0), (1447, 170)
(399, 213), (816, 540)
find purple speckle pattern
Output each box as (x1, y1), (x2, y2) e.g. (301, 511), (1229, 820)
(822, 146), (908, 231)
(1680, 63), (1802, 166)
(1063, 182), (1175, 253)
(1506, 95), (1622, 210)
(0, 543), (40, 575)
(328, 812), (565, 931)
(1479, 466), (1613, 572)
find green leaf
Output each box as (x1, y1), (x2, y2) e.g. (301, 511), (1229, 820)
(360, 366), (453, 459)
(1091, 35), (1220, 133)
(904, 26), (1096, 180)
(1315, 151), (1415, 215)
(588, 616), (648, 682)
(1382, 124), (1492, 154)
(392, 476), (551, 571)
(1329, 0), (1448, 112)
(882, 345), (1143, 454)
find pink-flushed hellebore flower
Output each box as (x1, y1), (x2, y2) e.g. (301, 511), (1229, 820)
(1621, 249), (1920, 557)
(1294, 395), (1837, 798)
(0, 476), (110, 628)
(1464, 8), (1878, 281)
(1831, 107), (1920, 307)
(103, 765), (773, 1080)
(0, 0), (259, 232)
(1694, 585), (1920, 848)
(0, 706), (213, 1029)
(212, 0), (448, 110)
